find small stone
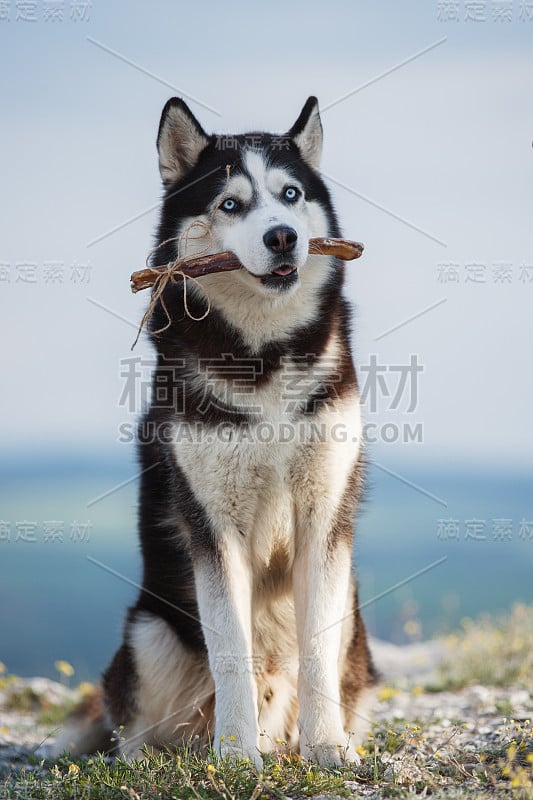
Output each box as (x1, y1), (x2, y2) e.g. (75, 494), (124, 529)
(384, 757), (424, 785)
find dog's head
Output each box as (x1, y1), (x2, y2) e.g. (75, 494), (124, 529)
(154, 98), (340, 298)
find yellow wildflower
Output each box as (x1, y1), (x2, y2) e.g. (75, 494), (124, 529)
(55, 660), (75, 678)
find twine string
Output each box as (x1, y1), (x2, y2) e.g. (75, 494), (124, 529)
(131, 165), (233, 350)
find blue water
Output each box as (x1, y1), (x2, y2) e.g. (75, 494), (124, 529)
(0, 455), (531, 681)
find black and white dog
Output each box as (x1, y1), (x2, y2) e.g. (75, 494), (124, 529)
(61, 97), (377, 767)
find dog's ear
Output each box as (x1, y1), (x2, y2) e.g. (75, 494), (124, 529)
(157, 98), (210, 185)
(288, 97), (323, 170)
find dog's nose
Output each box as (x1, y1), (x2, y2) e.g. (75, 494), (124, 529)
(263, 226), (298, 254)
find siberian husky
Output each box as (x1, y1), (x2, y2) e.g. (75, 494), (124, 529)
(59, 97), (377, 767)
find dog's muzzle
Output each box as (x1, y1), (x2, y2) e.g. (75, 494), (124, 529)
(260, 225), (300, 287)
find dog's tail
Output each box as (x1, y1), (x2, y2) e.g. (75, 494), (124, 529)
(52, 686), (114, 757)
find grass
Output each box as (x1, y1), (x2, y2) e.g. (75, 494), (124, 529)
(2, 721), (532, 800)
(1, 605), (532, 799)
(2, 750), (351, 800)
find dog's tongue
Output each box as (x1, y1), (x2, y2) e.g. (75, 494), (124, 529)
(272, 265), (295, 277)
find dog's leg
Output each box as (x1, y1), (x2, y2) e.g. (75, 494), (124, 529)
(193, 531), (261, 768)
(293, 535), (358, 766)
(292, 436), (364, 766)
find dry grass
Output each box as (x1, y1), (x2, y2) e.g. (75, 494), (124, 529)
(430, 603), (533, 692)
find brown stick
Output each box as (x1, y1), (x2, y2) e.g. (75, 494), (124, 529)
(308, 237), (363, 260)
(130, 237), (364, 293)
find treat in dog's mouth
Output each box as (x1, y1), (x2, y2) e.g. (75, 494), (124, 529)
(130, 238), (364, 294)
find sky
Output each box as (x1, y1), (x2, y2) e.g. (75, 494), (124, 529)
(1, 0), (532, 472)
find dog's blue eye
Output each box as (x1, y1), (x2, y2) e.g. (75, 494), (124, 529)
(221, 198), (238, 212)
(284, 186), (299, 202)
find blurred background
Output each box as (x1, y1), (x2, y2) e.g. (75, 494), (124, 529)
(1, 0), (531, 681)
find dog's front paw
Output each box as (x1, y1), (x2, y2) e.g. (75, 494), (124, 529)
(301, 739), (360, 767)
(218, 738), (263, 771)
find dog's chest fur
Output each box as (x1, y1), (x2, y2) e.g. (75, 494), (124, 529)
(171, 333), (362, 584)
